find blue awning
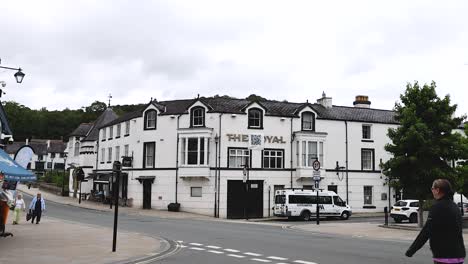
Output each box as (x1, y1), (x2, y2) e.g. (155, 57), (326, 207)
(0, 148), (36, 182)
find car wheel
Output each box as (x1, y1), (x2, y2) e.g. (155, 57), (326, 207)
(394, 217), (402, 223)
(301, 211), (311, 221)
(409, 213), (418, 223)
(341, 211), (350, 220)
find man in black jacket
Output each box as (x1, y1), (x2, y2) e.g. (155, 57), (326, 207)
(406, 179), (465, 263)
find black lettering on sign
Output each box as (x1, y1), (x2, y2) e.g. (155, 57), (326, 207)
(242, 134), (248, 142)
(264, 136), (272, 143)
(272, 136), (279, 143)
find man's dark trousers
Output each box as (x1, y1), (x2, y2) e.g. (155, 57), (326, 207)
(31, 198), (42, 224)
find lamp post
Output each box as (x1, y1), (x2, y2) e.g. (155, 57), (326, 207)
(0, 59), (25, 83)
(243, 163), (249, 220)
(62, 153), (68, 196)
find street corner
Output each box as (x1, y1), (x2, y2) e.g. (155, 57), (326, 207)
(0, 215), (165, 264)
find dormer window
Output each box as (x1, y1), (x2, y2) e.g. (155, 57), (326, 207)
(248, 108), (263, 129)
(144, 110), (157, 130)
(191, 107), (205, 127)
(302, 112), (315, 131)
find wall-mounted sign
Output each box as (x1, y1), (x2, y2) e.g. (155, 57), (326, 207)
(226, 134), (287, 144)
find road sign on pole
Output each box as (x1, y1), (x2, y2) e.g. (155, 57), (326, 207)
(312, 159), (321, 171)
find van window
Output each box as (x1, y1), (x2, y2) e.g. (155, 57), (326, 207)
(319, 196), (332, 204)
(289, 195), (316, 204)
(333, 196), (344, 206)
(275, 195), (286, 204)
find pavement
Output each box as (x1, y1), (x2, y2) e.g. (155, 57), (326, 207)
(1, 184), (179, 264)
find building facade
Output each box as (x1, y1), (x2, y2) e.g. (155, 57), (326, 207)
(68, 94), (401, 218)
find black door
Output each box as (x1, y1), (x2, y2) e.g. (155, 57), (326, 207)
(227, 180), (263, 219)
(143, 180), (152, 209)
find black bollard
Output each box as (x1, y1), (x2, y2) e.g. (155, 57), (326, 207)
(384, 206), (388, 226)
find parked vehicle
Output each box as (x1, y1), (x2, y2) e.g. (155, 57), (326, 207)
(457, 202), (468, 213)
(390, 200), (419, 223)
(273, 189), (352, 221)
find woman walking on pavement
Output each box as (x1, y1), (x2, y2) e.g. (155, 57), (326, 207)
(12, 194), (25, 225)
(29, 193), (46, 224)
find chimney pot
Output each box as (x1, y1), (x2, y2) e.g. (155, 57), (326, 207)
(353, 95), (371, 108)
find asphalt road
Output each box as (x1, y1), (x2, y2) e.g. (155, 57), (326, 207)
(23, 195), (432, 264)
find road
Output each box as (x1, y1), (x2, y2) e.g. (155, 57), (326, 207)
(24, 195), (431, 264)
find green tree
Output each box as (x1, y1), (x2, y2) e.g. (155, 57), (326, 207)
(384, 81), (465, 226)
(455, 124), (468, 199)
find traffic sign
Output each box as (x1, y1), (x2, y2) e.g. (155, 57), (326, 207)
(312, 159), (321, 171)
(313, 170), (321, 181)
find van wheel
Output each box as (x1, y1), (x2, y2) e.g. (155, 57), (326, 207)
(409, 213), (418, 223)
(301, 211), (311, 221)
(340, 211), (350, 220)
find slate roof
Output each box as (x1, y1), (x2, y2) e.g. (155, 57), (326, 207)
(69, 123), (93, 137)
(100, 109), (143, 129)
(4, 141), (48, 156)
(98, 96), (398, 127)
(4, 142), (24, 155)
(82, 108), (118, 142)
(48, 141), (66, 153)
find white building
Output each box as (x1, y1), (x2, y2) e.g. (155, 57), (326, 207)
(67, 94), (403, 218)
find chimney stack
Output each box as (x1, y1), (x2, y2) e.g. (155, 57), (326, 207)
(317, 91), (332, 108)
(353, 95), (371, 108)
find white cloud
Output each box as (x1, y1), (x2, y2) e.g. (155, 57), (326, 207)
(0, 0), (466, 118)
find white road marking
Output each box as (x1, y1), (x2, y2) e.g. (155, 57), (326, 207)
(176, 240), (183, 243)
(208, 250), (224, 254)
(224, 248), (240, 253)
(228, 254), (245, 258)
(189, 247), (206, 251)
(206, 245), (221, 249)
(251, 258), (271, 262)
(189, 243), (204, 246)
(276, 263), (289, 264)
(294, 260), (318, 264)
(245, 252), (263, 256)
(267, 256), (288, 260)
(179, 245), (187, 248)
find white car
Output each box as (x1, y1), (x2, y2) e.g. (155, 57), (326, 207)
(390, 200), (419, 223)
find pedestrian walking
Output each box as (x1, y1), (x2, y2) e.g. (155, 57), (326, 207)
(29, 193), (46, 224)
(12, 194), (25, 225)
(405, 179), (466, 263)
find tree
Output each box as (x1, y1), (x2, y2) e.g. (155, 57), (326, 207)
(384, 81), (465, 227)
(455, 124), (468, 199)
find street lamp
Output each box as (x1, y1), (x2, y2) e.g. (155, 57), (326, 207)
(0, 59), (26, 83)
(62, 152), (68, 196)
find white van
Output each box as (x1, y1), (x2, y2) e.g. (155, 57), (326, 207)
(273, 189), (352, 221)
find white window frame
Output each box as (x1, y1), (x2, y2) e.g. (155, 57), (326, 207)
(125, 121), (130, 135)
(107, 147), (112, 162)
(145, 110), (157, 129)
(361, 149), (374, 171)
(115, 146), (120, 161)
(263, 149), (284, 169)
(228, 148), (250, 168)
(302, 112), (315, 131)
(144, 142), (155, 168)
(362, 124), (372, 140)
(109, 126), (113, 139)
(181, 137), (208, 166)
(74, 142), (80, 156)
(101, 148), (105, 162)
(102, 128), (106, 140)
(248, 108), (262, 128)
(297, 140), (323, 168)
(124, 144), (129, 157)
(191, 108), (205, 127)
(116, 124), (121, 137)
(364, 186), (373, 205)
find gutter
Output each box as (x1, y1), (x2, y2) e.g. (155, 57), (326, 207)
(175, 114), (182, 203)
(290, 118), (294, 188)
(345, 120), (349, 203)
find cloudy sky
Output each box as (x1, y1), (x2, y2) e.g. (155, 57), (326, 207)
(1, 0), (467, 116)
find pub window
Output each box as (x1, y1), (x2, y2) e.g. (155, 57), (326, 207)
(181, 137), (208, 166)
(362, 124), (372, 139)
(248, 108), (263, 129)
(143, 142), (155, 168)
(191, 187), (202, 197)
(298, 141), (324, 167)
(124, 144), (129, 157)
(144, 110), (157, 130)
(101, 128), (106, 141)
(364, 186), (373, 205)
(116, 124), (121, 137)
(301, 112), (315, 131)
(51, 153), (56, 159)
(263, 149), (284, 169)
(361, 149), (374, 170)
(115, 146), (120, 161)
(125, 121), (130, 135)
(191, 107), (205, 127)
(101, 148), (105, 163)
(109, 126), (113, 139)
(107, 147), (112, 162)
(74, 142), (80, 156)
(228, 148), (250, 168)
